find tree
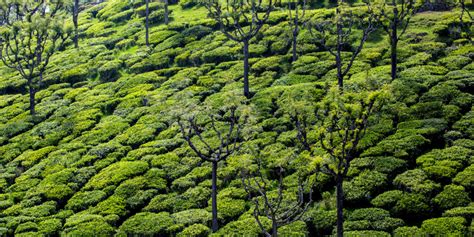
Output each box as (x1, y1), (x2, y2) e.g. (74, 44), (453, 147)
(0, 0), (70, 116)
(307, 1), (377, 91)
(378, 0), (416, 80)
(163, 0), (169, 25)
(459, 0), (473, 44)
(288, 0), (308, 62)
(203, 0), (274, 98)
(176, 94), (254, 232)
(292, 81), (388, 237)
(145, 0), (150, 46)
(239, 149), (319, 237)
(73, 0), (79, 48)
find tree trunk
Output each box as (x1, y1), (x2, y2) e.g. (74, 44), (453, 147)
(292, 22), (298, 62)
(164, 0), (169, 25)
(28, 83), (36, 116)
(271, 219), (278, 237)
(336, 176), (344, 237)
(211, 161), (219, 232)
(336, 53), (343, 90)
(73, 0), (79, 48)
(391, 4), (398, 81)
(336, 8), (344, 91)
(390, 38), (397, 81)
(243, 40), (250, 99)
(145, 0), (149, 46)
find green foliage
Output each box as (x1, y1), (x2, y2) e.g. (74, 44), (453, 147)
(345, 208), (404, 232)
(118, 212), (174, 236)
(345, 171), (387, 202)
(64, 219), (115, 236)
(344, 230), (391, 237)
(417, 146), (472, 181)
(278, 221), (308, 237)
(214, 217), (271, 236)
(393, 226), (425, 237)
(214, 198), (247, 222)
(65, 191), (107, 212)
(61, 66), (90, 84)
(252, 56), (284, 74)
(421, 217), (468, 236)
(177, 224), (211, 237)
(135, 2), (163, 16)
(453, 164), (474, 190)
(98, 60), (122, 82)
(433, 185), (471, 211)
(201, 46), (240, 63)
(179, 0), (201, 9)
(85, 161), (149, 190)
(37, 219), (62, 235)
(371, 190), (404, 209)
(0, 2), (472, 236)
(171, 209), (212, 226)
(109, 9), (133, 23)
(393, 169), (441, 195)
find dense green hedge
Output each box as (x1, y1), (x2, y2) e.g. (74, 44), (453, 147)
(0, 2), (472, 236)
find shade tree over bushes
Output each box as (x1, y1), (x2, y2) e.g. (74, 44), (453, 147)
(0, 0), (71, 115)
(458, 0), (473, 44)
(238, 147), (320, 237)
(291, 80), (390, 237)
(202, 0), (274, 98)
(307, 0), (378, 90)
(288, 0), (308, 62)
(73, 0), (80, 48)
(377, 0), (417, 80)
(175, 92), (256, 232)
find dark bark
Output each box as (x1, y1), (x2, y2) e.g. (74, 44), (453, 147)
(211, 161), (218, 232)
(0, 0), (70, 116)
(390, 2), (399, 81)
(243, 39), (250, 99)
(380, 0), (415, 81)
(164, 0), (169, 25)
(336, 176), (344, 237)
(292, 23), (298, 62)
(390, 38), (397, 81)
(272, 219), (278, 237)
(459, 0), (473, 45)
(289, 0), (306, 63)
(308, 4), (376, 92)
(73, 0), (79, 48)
(145, 0), (149, 46)
(177, 106), (248, 233)
(28, 83), (36, 116)
(242, 160), (315, 237)
(336, 53), (343, 90)
(203, 0), (273, 98)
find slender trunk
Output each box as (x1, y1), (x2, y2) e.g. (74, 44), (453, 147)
(336, 53), (343, 90)
(145, 0), (149, 46)
(271, 219), (278, 237)
(243, 40), (250, 98)
(391, 2), (398, 81)
(73, 0), (79, 48)
(336, 176), (344, 237)
(164, 0), (169, 25)
(336, 8), (343, 91)
(28, 83), (36, 116)
(390, 38), (397, 81)
(292, 22), (298, 62)
(211, 161), (219, 232)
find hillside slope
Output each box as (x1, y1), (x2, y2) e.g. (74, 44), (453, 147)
(0, 0), (473, 236)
